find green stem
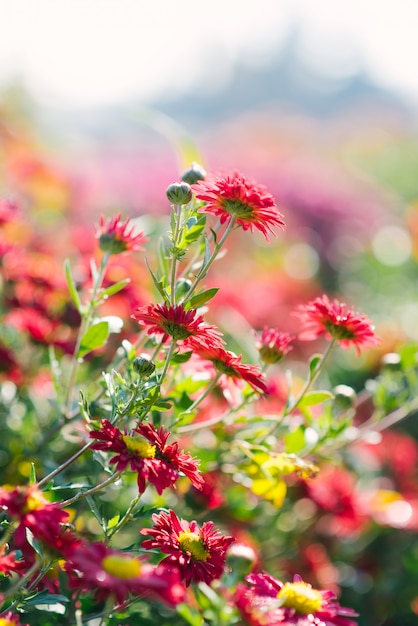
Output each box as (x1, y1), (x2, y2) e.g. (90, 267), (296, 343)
(37, 441), (92, 488)
(65, 252), (111, 416)
(56, 471), (122, 508)
(183, 216), (236, 303)
(158, 340), (176, 386)
(106, 493), (142, 542)
(171, 373), (222, 428)
(170, 204), (183, 305)
(1, 558), (43, 603)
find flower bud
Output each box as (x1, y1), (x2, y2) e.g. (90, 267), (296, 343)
(332, 384), (356, 412)
(133, 354), (155, 377)
(226, 543), (257, 580)
(181, 162), (207, 185)
(381, 352), (402, 371)
(175, 277), (192, 298)
(166, 182), (192, 205)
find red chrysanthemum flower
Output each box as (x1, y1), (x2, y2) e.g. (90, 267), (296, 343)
(140, 509), (234, 586)
(0, 611), (28, 626)
(293, 295), (380, 355)
(193, 171), (285, 240)
(90, 420), (204, 494)
(194, 345), (268, 393)
(132, 302), (224, 349)
(254, 327), (295, 364)
(65, 541), (185, 606)
(96, 212), (148, 254)
(0, 484), (71, 555)
(236, 573), (358, 626)
(0, 545), (24, 577)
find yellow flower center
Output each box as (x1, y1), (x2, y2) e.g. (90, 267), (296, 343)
(102, 554), (142, 579)
(178, 530), (209, 561)
(277, 581), (323, 614)
(122, 435), (156, 458)
(24, 488), (49, 512)
(0, 619), (16, 626)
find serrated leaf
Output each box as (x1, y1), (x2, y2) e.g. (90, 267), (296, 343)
(298, 390), (334, 408)
(188, 288), (219, 309)
(309, 354), (322, 378)
(78, 321), (109, 358)
(100, 278), (131, 299)
(64, 259), (82, 312)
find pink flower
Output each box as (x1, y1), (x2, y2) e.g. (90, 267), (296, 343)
(96, 212), (148, 254)
(65, 541), (185, 605)
(236, 573), (358, 626)
(294, 295), (379, 355)
(132, 302), (224, 348)
(141, 509), (234, 586)
(194, 171), (285, 240)
(254, 327), (294, 364)
(89, 420), (204, 494)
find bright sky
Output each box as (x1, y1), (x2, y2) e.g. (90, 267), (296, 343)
(1, 0), (417, 108)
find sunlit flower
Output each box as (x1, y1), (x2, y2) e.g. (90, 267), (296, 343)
(132, 302), (224, 349)
(0, 484), (72, 556)
(89, 419), (204, 494)
(194, 171), (285, 240)
(0, 611), (28, 626)
(0, 545), (24, 577)
(65, 541), (185, 605)
(236, 573), (358, 626)
(96, 212), (148, 254)
(195, 345), (268, 393)
(293, 295), (379, 355)
(140, 509), (234, 586)
(254, 327), (294, 364)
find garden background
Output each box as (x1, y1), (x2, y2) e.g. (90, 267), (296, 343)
(1, 2), (418, 625)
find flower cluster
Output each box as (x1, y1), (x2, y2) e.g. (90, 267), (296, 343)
(89, 419), (204, 494)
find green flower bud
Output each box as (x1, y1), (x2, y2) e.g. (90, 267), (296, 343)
(332, 384), (357, 412)
(166, 182), (193, 205)
(133, 354), (155, 377)
(175, 277), (192, 298)
(181, 162), (207, 185)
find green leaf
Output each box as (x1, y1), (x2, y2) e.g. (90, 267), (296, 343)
(78, 321), (109, 358)
(106, 514), (120, 530)
(29, 463), (37, 486)
(64, 259), (82, 312)
(172, 350), (193, 364)
(24, 592), (70, 606)
(145, 257), (169, 302)
(188, 288), (219, 309)
(297, 390), (334, 408)
(100, 278), (131, 299)
(25, 528), (43, 556)
(203, 234), (211, 266)
(85, 495), (104, 527)
(284, 426), (307, 454)
(176, 603), (204, 626)
(309, 354), (322, 378)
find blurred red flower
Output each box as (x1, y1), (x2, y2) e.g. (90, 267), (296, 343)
(140, 509), (234, 586)
(194, 171), (285, 240)
(195, 345), (268, 393)
(65, 541), (185, 605)
(294, 295), (379, 355)
(254, 327), (294, 364)
(236, 572), (358, 626)
(96, 212), (148, 255)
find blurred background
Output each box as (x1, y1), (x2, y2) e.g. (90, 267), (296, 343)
(2, 2), (418, 624)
